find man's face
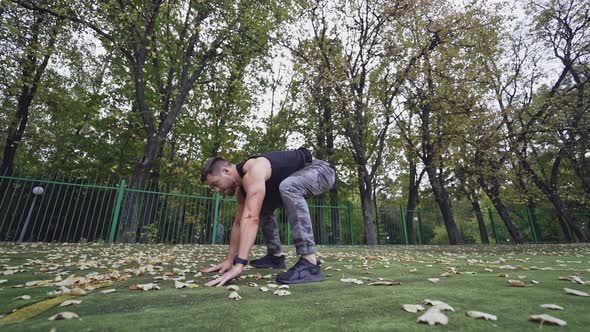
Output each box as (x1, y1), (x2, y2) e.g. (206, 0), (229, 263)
(206, 170), (237, 196)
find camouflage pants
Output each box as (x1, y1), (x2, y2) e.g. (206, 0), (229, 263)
(260, 159), (336, 255)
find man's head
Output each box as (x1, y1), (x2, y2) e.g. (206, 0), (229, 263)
(201, 157), (238, 196)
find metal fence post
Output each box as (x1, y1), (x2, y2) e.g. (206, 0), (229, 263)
(488, 208), (499, 244)
(211, 193), (221, 245)
(526, 208), (539, 243)
(109, 180), (126, 243)
(347, 201), (354, 245)
(400, 206), (409, 245)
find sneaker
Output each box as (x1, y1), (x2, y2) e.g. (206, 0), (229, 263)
(276, 257), (325, 284)
(249, 254), (286, 269)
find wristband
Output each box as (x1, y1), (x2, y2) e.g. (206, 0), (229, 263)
(233, 257), (248, 265)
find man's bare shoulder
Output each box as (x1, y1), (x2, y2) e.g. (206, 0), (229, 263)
(242, 157), (272, 179)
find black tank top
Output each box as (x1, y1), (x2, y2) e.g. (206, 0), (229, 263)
(236, 147), (312, 209)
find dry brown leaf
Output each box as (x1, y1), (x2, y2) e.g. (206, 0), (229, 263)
(466, 311), (497, 321)
(48, 312), (79, 320)
(402, 304), (425, 313)
(508, 280), (526, 287)
(69, 288), (86, 296)
(528, 314), (567, 326)
(417, 308), (448, 326)
(498, 273), (508, 278)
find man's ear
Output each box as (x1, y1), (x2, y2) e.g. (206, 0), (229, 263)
(222, 166), (231, 175)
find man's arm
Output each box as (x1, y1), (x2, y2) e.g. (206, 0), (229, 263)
(236, 162), (267, 260)
(204, 158), (270, 286)
(227, 200), (244, 260)
(203, 201), (244, 274)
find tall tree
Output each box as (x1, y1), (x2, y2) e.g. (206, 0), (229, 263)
(0, 3), (65, 176)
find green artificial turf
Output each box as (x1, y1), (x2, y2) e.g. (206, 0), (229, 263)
(0, 243), (588, 331)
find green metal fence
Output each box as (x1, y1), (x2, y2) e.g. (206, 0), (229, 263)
(1, 174), (588, 245)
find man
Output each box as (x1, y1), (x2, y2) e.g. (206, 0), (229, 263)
(200, 147), (335, 286)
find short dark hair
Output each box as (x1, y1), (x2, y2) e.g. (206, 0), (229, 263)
(200, 157), (231, 182)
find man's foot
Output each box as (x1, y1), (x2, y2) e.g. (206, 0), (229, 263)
(250, 254), (286, 269)
(276, 257), (325, 284)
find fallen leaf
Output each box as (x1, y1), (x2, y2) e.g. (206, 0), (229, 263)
(531, 280), (540, 284)
(175, 281), (189, 289)
(0, 279), (7, 284)
(131, 283), (160, 291)
(540, 304), (563, 310)
(340, 278), (363, 285)
(69, 288), (86, 296)
(100, 289), (116, 294)
(417, 308), (448, 326)
(428, 278), (440, 284)
(273, 289), (291, 296)
(498, 273), (508, 278)
(402, 304), (425, 313)
(440, 272), (451, 277)
(228, 291), (241, 300)
(266, 283), (278, 288)
(278, 285), (290, 289)
(563, 288), (589, 297)
(508, 280), (526, 287)
(528, 314), (567, 326)
(259, 287), (269, 292)
(247, 282), (258, 287)
(226, 285), (240, 291)
(466, 311), (497, 321)
(48, 312), (79, 320)
(484, 268), (493, 272)
(59, 300), (82, 307)
(14, 295), (31, 300)
(368, 281), (401, 286)
(423, 299), (454, 312)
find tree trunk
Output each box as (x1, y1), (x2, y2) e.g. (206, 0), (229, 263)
(425, 167), (462, 245)
(405, 159), (420, 243)
(117, 137), (163, 242)
(520, 157), (590, 242)
(470, 197), (489, 244)
(479, 176), (525, 244)
(358, 170), (378, 245)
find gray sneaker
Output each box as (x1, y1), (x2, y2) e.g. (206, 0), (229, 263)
(276, 257), (325, 284)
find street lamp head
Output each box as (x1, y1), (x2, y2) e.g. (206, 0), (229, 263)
(32, 186), (44, 196)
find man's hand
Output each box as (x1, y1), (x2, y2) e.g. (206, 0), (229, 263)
(203, 259), (233, 274)
(205, 264), (244, 287)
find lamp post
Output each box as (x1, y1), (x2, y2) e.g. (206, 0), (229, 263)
(17, 186), (44, 243)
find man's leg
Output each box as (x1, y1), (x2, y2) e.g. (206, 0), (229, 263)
(276, 159), (335, 283)
(250, 209), (286, 269)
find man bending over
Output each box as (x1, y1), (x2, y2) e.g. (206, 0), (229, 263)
(200, 147), (335, 286)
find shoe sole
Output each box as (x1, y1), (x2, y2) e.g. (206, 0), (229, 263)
(276, 273), (325, 284)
